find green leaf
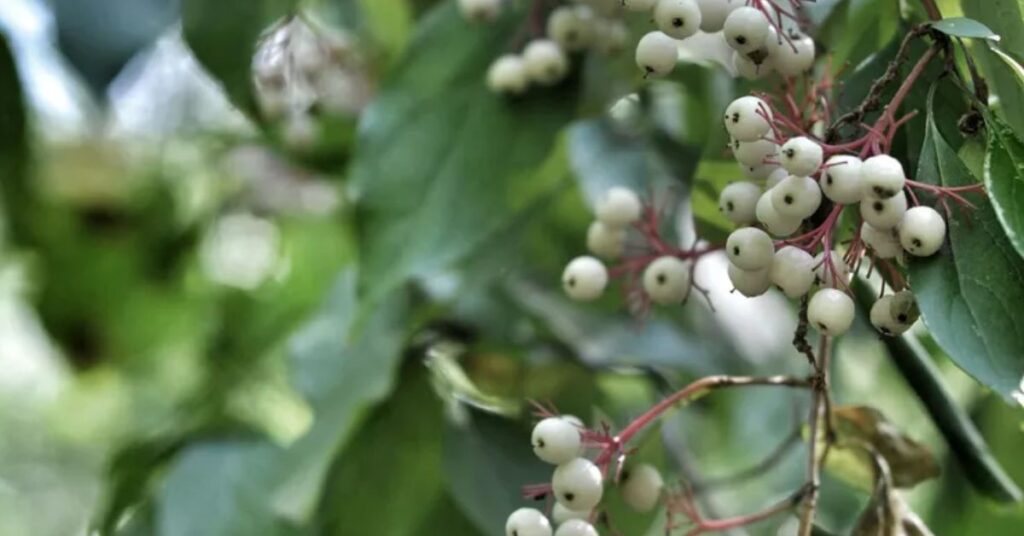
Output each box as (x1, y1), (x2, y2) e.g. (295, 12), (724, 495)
(983, 113), (1024, 259)
(852, 279), (1023, 503)
(156, 273), (412, 534)
(182, 0), (296, 118)
(443, 411), (551, 536)
(350, 3), (577, 301)
(317, 365), (446, 535)
(908, 87), (1024, 401)
(0, 33), (30, 243)
(962, 0), (1024, 136)
(929, 17), (999, 40)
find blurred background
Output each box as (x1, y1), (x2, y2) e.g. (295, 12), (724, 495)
(0, 0), (1021, 535)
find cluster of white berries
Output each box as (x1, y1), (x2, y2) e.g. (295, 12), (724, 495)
(253, 17), (371, 148)
(562, 187), (694, 306)
(505, 416), (666, 536)
(466, 0), (629, 95)
(718, 95), (944, 337)
(632, 1), (814, 79)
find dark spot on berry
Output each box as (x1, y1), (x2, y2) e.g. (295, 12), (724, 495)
(564, 492), (575, 502)
(817, 322), (829, 331)
(784, 149), (795, 158)
(736, 35), (747, 45)
(825, 174), (833, 185)
(897, 313), (908, 323)
(567, 277), (576, 287)
(726, 201), (735, 211)
(656, 273), (667, 285)
(733, 246), (741, 256)
(873, 201), (884, 212)
(536, 438), (545, 448)
(673, 17), (684, 28)
(912, 238), (922, 248)
(731, 112), (740, 123)
(784, 195), (794, 205)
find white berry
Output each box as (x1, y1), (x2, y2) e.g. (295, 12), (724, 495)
(596, 187), (642, 227)
(532, 417), (582, 465)
(870, 295), (913, 336)
(779, 137), (823, 177)
(562, 256), (609, 301)
(643, 256), (691, 305)
(756, 190), (802, 236)
(547, 6), (594, 52)
(814, 250), (850, 286)
(551, 503), (590, 525)
(719, 181), (762, 225)
(808, 288), (855, 336)
(821, 155), (864, 204)
(769, 32), (816, 76)
(770, 246), (816, 298)
(733, 138), (778, 167)
(523, 39), (570, 86)
(506, 508), (553, 536)
(727, 227), (775, 270)
(858, 222), (900, 260)
(898, 206), (946, 257)
(623, 0), (658, 11)
(861, 155), (906, 199)
(766, 167), (789, 189)
(459, 0), (502, 22)
(654, 0), (703, 39)
(724, 96), (772, 142)
(728, 264), (771, 297)
(636, 31), (679, 76)
(770, 174), (822, 219)
(696, 0), (742, 32)
(488, 55), (529, 95)
(723, 7), (770, 53)
(586, 221), (627, 259)
(554, 520), (599, 536)
(552, 458), (604, 511)
(741, 162), (781, 180)
(620, 463), (664, 512)
(860, 192), (908, 230)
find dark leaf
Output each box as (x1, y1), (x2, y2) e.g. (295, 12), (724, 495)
(929, 18), (999, 40)
(962, 0), (1024, 136)
(983, 109), (1024, 259)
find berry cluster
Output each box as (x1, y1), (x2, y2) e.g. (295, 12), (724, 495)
(504, 415), (665, 536)
(463, 0), (629, 95)
(633, 0), (815, 79)
(252, 17), (371, 148)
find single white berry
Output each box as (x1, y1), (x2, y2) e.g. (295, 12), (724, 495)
(487, 55), (529, 95)
(756, 190), (802, 236)
(861, 155), (906, 199)
(719, 181), (762, 225)
(724, 96), (772, 142)
(696, 0), (742, 32)
(860, 222), (903, 259)
(723, 7), (770, 53)
(506, 508), (553, 536)
(623, 0), (658, 11)
(562, 256), (609, 301)
(870, 295), (914, 336)
(770, 174), (822, 219)
(728, 264), (771, 297)
(554, 520), (599, 536)
(551, 503), (590, 525)
(821, 155), (864, 204)
(594, 19), (629, 55)
(860, 192), (908, 230)
(766, 167), (789, 189)
(636, 31), (679, 76)
(808, 288), (855, 336)
(741, 162), (781, 181)
(620, 463), (664, 512)
(733, 138), (778, 167)
(547, 6), (594, 52)
(779, 137), (823, 177)
(654, 0), (702, 40)
(532, 417), (582, 465)
(898, 206), (946, 256)
(552, 457), (604, 511)
(726, 227), (775, 270)
(769, 31), (816, 76)
(596, 187), (642, 227)
(770, 246), (816, 298)
(586, 221), (627, 259)
(814, 250), (850, 286)
(459, 0), (502, 22)
(643, 256), (691, 305)
(733, 50), (775, 80)
(523, 39), (570, 86)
